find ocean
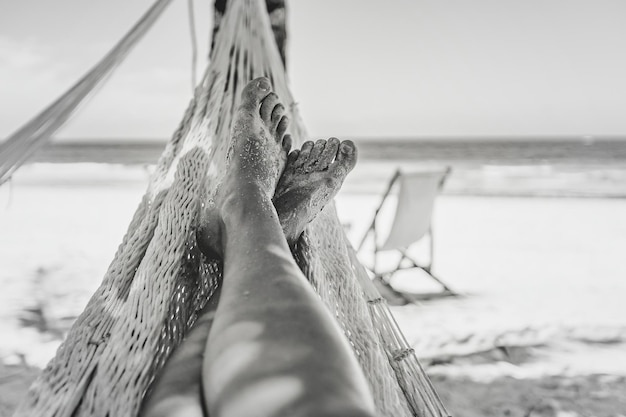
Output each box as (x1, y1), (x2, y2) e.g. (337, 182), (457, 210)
(31, 137), (626, 165)
(25, 138), (626, 198)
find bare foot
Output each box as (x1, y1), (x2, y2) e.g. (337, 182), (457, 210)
(218, 76), (291, 204)
(199, 77), (291, 254)
(273, 137), (357, 245)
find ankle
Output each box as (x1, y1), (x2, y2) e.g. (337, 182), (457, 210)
(220, 184), (274, 225)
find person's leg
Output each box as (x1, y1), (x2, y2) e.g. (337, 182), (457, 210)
(204, 78), (374, 417)
(139, 288), (220, 417)
(140, 78), (366, 417)
(140, 136), (358, 417)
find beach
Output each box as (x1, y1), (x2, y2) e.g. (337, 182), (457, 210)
(1, 142), (626, 415)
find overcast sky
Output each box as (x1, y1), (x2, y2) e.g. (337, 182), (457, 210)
(1, 0), (626, 140)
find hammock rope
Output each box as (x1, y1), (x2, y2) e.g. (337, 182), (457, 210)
(0, 0), (174, 186)
(13, 1), (449, 416)
(187, 0), (199, 91)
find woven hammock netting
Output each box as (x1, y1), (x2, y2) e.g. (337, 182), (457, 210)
(11, 1), (449, 416)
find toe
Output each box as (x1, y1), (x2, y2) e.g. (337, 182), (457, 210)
(260, 92), (280, 122)
(330, 140), (358, 177)
(319, 137), (340, 170)
(308, 139), (326, 167)
(276, 116), (289, 139)
(282, 134), (292, 154)
(240, 77), (272, 112)
(287, 148), (300, 166)
(296, 141), (314, 168)
(271, 103), (286, 131)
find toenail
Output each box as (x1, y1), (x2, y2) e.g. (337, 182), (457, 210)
(340, 143), (354, 153)
(257, 78), (270, 91)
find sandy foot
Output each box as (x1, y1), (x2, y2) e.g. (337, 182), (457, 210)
(273, 137), (357, 245)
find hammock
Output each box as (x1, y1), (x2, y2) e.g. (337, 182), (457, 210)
(11, 1), (450, 416)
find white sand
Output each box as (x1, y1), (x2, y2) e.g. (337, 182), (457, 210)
(1, 163), (625, 377)
(336, 191), (626, 379)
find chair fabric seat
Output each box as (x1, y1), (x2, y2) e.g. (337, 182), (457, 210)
(380, 169), (448, 251)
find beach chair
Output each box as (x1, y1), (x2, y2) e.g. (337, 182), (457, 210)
(357, 167), (455, 303)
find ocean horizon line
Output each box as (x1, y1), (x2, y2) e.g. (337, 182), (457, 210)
(18, 134), (626, 145)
